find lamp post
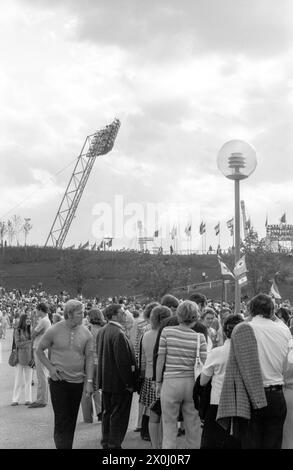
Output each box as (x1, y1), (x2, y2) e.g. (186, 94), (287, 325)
(217, 140), (257, 313)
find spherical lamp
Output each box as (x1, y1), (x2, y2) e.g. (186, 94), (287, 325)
(217, 139), (257, 313)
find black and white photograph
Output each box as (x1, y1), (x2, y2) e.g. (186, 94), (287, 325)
(1, 0), (293, 455)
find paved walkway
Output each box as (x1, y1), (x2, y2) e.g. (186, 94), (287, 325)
(0, 329), (199, 449)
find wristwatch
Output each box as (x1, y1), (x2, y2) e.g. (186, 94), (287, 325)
(87, 379), (93, 383)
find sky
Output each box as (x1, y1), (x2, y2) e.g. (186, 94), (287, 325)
(1, 0), (293, 252)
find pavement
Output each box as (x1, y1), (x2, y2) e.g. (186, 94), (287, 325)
(0, 329), (199, 449)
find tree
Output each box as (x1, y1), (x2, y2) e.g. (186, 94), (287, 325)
(7, 219), (15, 246)
(0, 221), (7, 247)
(240, 231), (289, 295)
(57, 252), (91, 295)
(23, 218), (33, 246)
(12, 215), (22, 245)
(132, 256), (189, 299)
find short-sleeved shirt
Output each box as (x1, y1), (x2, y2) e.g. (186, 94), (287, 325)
(202, 339), (231, 404)
(40, 321), (93, 383)
(250, 316), (292, 386)
(33, 315), (51, 349)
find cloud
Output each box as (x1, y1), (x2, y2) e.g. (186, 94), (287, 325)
(25, 0), (293, 61)
(1, 0), (293, 250)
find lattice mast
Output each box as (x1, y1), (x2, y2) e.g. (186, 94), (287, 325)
(45, 118), (121, 248)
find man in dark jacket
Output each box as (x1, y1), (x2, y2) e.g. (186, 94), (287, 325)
(97, 303), (138, 449)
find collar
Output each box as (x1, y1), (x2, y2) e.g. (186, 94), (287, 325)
(109, 320), (124, 331)
(250, 315), (272, 323)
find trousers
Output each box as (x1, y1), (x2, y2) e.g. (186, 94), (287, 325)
(49, 379), (84, 449)
(161, 377), (200, 449)
(34, 351), (49, 405)
(240, 388), (287, 449)
(12, 364), (33, 403)
(101, 390), (133, 449)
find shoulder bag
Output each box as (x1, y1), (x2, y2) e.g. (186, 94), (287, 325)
(194, 332), (203, 379)
(8, 332), (18, 367)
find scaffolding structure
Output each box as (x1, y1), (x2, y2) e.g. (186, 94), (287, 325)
(45, 118), (121, 248)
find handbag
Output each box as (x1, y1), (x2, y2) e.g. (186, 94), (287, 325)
(194, 333), (203, 379)
(8, 349), (18, 367)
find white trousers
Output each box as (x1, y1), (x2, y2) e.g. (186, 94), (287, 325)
(161, 376), (200, 449)
(12, 364), (33, 403)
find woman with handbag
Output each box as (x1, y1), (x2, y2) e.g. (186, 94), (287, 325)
(11, 313), (34, 406)
(199, 314), (244, 449)
(156, 301), (207, 449)
(139, 305), (172, 447)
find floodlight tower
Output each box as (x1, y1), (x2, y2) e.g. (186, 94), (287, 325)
(45, 118), (121, 248)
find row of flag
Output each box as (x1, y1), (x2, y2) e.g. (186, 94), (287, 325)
(153, 220), (231, 239)
(67, 238), (113, 250)
(153, 212), (287, 239)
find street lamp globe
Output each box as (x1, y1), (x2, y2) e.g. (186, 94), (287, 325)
(217, 139), (257, 314)
(217, 139), (257, 181)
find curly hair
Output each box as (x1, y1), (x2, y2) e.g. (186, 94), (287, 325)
(223, 314), (244, 339)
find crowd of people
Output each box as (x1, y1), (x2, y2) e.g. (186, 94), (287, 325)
(1, 285), (293, 449)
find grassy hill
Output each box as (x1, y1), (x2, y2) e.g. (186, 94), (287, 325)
(0, 246), (292, 302)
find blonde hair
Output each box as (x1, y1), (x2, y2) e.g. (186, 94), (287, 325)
(176, 300), (199, 325)
(64, 299), (83, 319)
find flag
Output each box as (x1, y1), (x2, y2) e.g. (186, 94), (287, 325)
(217, 256), (235, 278)
(170, 226), (177, 239)
(280, 213), (286, 224)
(270, 278), (281, 300)
(199, 221), (206, 235)
(227, 218), (234, 229)
(214, 222), (220, 236)
(238, 274), (248, 287)
(91, 242), (96, 250)
(81, 240), (89, 249)
(154, 230), (159, 238)
(233, 256), (247, 278)
(185, 223), (191, 237)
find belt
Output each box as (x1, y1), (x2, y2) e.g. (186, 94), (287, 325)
(264, 385), (283, 392)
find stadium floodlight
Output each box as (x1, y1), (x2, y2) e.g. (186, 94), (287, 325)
(45, 118), (121, 249)
(217, 140), (257, 313)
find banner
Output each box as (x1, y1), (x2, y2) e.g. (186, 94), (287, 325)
(233, 256), (247, 278)
(217, 256), (235, 278)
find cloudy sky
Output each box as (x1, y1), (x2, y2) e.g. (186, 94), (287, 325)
(1, 0), (293, 251)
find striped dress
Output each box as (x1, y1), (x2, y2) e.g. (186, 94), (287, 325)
(158, 325), (207, 379)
